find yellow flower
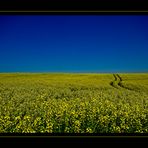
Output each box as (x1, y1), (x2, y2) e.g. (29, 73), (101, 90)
(86, 128), (93, 133)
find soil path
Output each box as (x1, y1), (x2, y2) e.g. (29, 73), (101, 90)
(110, 74), (135, 91)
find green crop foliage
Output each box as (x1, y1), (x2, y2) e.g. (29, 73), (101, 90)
(0, 73), (148, 133)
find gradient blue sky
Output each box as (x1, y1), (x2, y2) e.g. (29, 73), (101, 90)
(0, 15), (148, 73)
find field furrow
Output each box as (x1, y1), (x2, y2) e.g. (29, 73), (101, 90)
(110, 74), (138, 92)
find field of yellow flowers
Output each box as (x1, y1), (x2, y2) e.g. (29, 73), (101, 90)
(0, 73), (148, 133)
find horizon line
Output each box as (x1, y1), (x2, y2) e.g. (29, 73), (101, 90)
(0, 71), (148, 74)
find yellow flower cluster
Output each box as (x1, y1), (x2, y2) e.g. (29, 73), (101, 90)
(0, 73), (148, 133)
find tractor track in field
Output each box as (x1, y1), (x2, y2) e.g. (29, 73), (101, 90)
(110, 74), (136, 91)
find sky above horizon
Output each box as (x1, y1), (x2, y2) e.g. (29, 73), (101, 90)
(0, 15), (148, 73)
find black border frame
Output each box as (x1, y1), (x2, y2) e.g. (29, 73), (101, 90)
(0, 0), (148, 145)
(0, 0), (148, 12)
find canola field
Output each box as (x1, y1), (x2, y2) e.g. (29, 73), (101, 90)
(0, 73), (148, 133)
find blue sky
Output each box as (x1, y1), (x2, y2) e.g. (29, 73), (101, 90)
(0, 15), (148, 73)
